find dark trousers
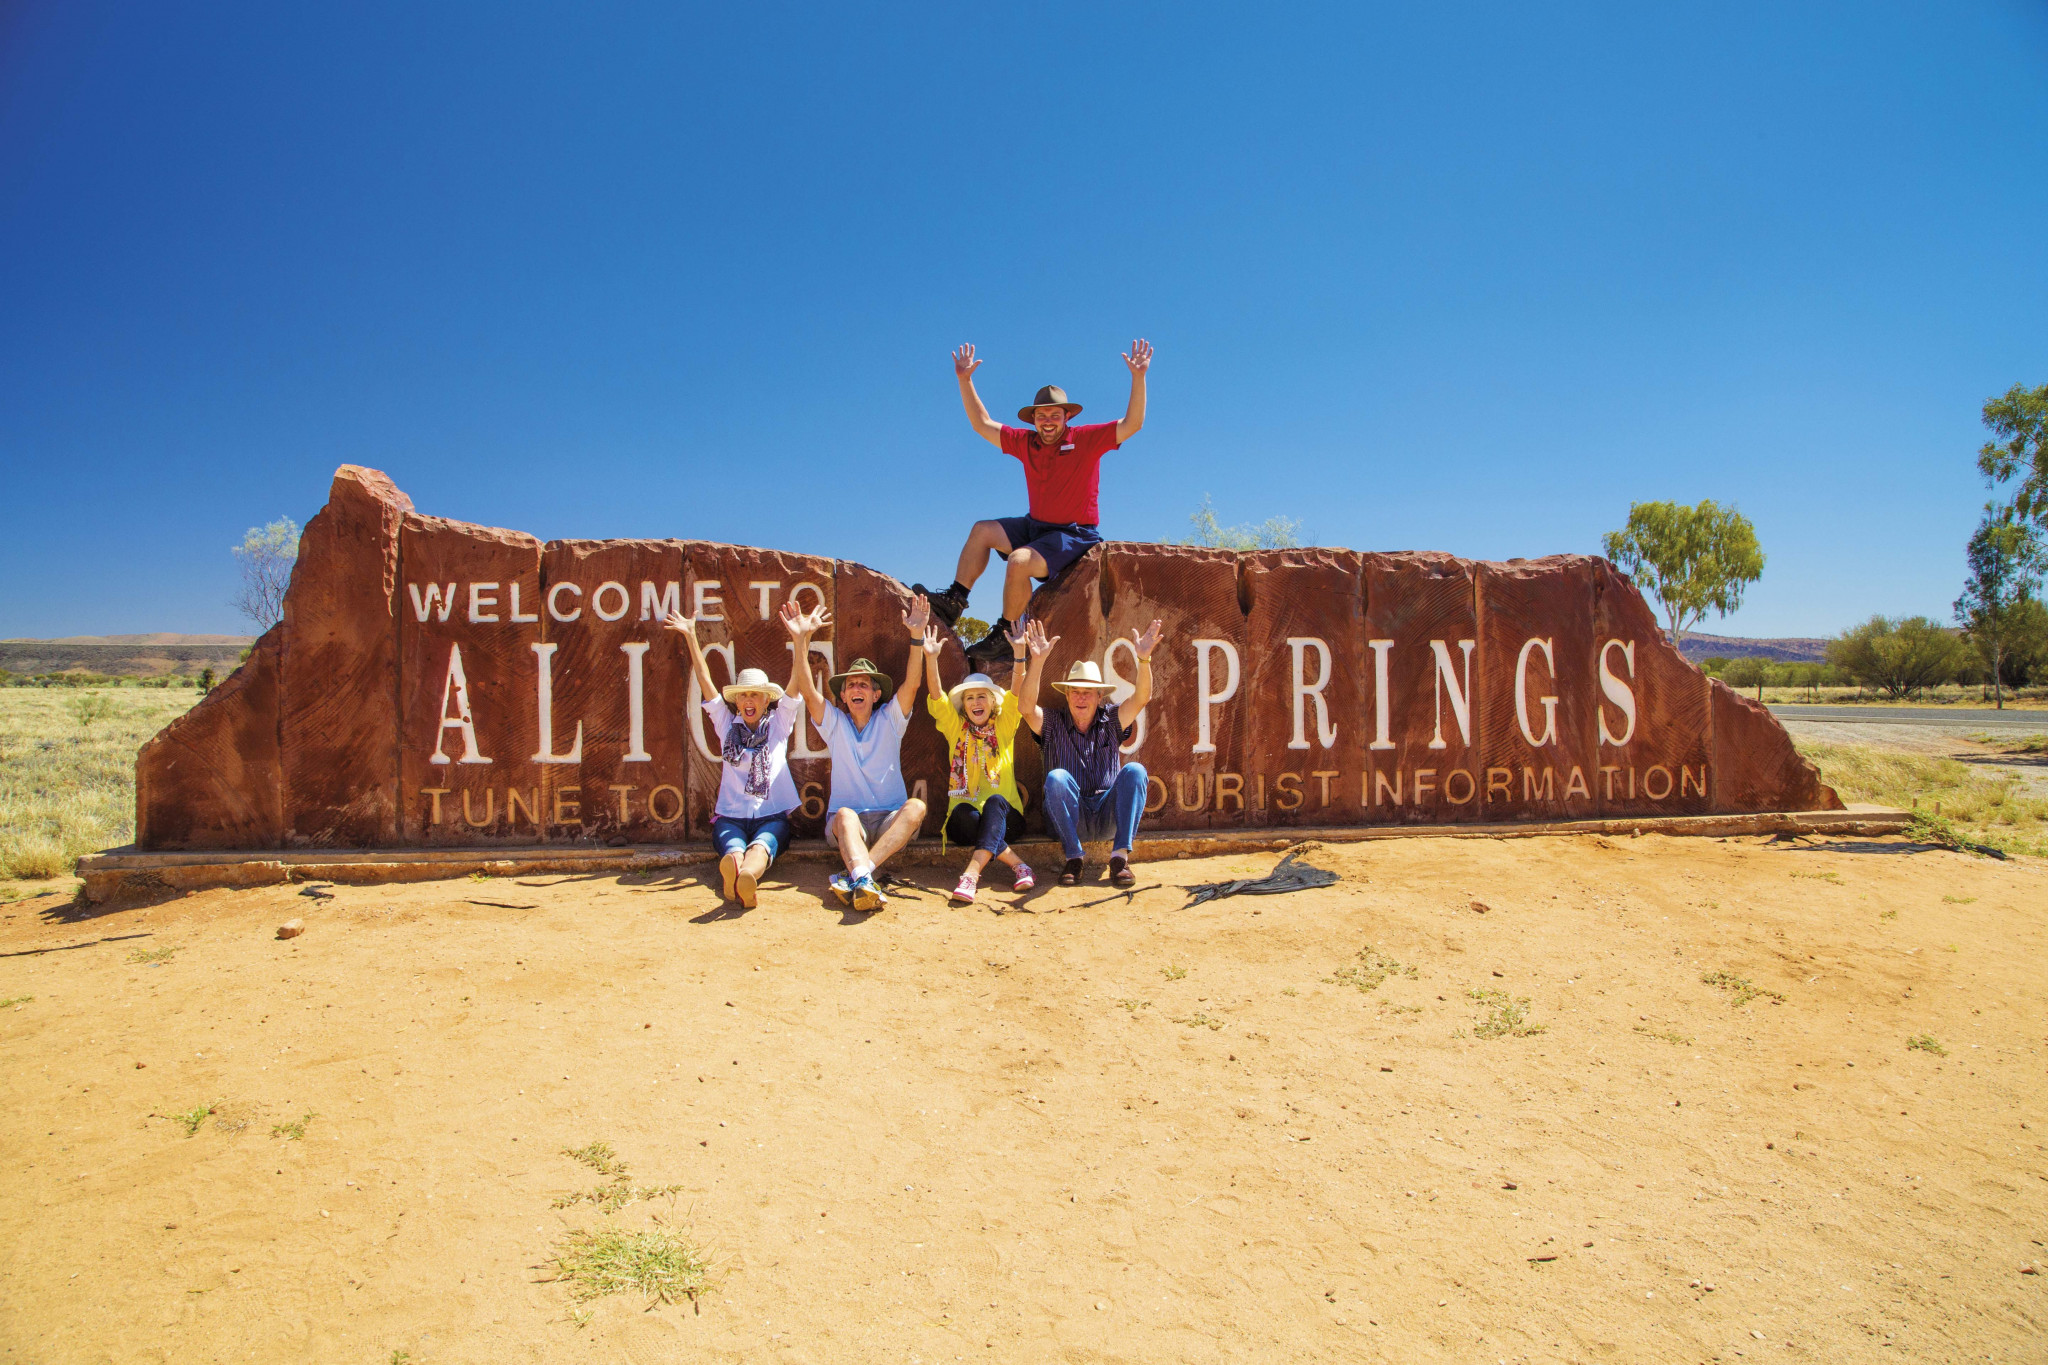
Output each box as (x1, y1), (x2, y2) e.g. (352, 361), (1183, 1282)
(945, 796), (1023, 857)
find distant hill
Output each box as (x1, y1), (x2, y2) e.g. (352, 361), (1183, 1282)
(1676, 631), (1829, 664)
(0, 633), (256, 678)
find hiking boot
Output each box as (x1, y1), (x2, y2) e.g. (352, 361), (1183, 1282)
(1058, 858), (1084, 887)
(962, 618), (1014, 664)
(851, 873), (888, 912)
(914, 583), (971, 628)
(827, 872), (853, 907)
(1110, 853), (1136, 887)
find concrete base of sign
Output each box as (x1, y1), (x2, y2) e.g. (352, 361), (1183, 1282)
(78, 805), (1911, 902)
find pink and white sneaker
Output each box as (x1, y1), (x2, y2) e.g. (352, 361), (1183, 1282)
(950, 868), (980, 904)
(1011, 862), (1035, 892)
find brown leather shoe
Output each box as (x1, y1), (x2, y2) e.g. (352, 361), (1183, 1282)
(1058, 858), (1083, 887)
(1110, 854), (1135, 887)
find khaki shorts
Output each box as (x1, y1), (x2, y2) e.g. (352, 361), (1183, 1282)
(824, 806), (909, 849)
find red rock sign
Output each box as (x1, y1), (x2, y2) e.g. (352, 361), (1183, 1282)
(136, 466), (1837, 851)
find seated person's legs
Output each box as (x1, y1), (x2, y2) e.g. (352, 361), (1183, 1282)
(1041, 768), (1087, 862)
(1109, 762), (1148, 855)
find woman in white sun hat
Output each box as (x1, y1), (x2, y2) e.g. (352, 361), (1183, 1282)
(665, 600), (825, 908)
(922, 621), (1038, 903)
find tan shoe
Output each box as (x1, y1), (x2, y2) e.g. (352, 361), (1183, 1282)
(719, 851), (740, 902)
(735, 867), (759, 909)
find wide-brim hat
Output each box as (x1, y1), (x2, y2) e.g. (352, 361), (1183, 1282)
(947, 672), (1008, 712)
(1049, 660), (1112, 695)
(827, 657), (893, 702)
(721, 667), (785, 704)
(1016, 384), (1083, 425)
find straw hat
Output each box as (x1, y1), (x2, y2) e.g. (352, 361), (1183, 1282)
(1048, 660), (1112, 695)
(947, 672), (1007, 712)
(721, 667), (785, 705)
(827, 657), (893, 703)
(1016, 384), (1083, 425)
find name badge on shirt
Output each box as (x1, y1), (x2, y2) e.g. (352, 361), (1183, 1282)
(1060, 443), (1074, 451)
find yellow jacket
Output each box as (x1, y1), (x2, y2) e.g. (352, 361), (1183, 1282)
(928, 689), (1025, 822)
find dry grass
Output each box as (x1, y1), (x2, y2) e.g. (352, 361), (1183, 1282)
(1796, 739), (2048, 856)
(0, 687), (198, 879)
(549, 1224), (714, 1306)
(1968, 732), (2048, 755)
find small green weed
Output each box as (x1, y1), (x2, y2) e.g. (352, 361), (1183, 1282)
(1790, 870), (1844, 884)
(1879, 909), (1898, 920)
(1, 995), (32, 1008)
(1116, 998), (1151, 1013)
(1280, 987), (1298, 997)
(129, 946), (177, 965)
(550, 1224), (713, 1305)
(1907, 1034), (1947, 1056)
(468, 871), (492, 883)
(1173, 1012), (1225, 1031)
(1701, 971), (1784, 1008)
(1633, 1025), (1692, 1046)
(389, 1352), (412, 1365)
(555, 1140), (683, 1214)
(1467, 989), (1544, 1039)
(1942, 895), (1976, 905)
(1161, 964), (1187, 981)
(1325, 946), (1416, 994)
(271, 1112), (317, 1140)
(169, 1102), (216, 1137)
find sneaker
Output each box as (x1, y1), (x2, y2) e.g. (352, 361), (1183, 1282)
(1058, 858), (1084, 887)
(719, 851), (740, 901)
(950, 868), (980, 904)
(735, 867), (759, 909)
(1011, 862), (1035, 892)
(1110, 854), (1136, 888)
(827, 872), (853, 906)
(851, 873), (888, 912)
(914, 583), (971, 628)
(962, 618), (1013, 663)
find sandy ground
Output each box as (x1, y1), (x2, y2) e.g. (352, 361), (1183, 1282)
(2, 834), (2045, 1364)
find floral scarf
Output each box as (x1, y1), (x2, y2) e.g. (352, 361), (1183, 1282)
(721, 712), (776, 800)
(948, 711), (1003, 801)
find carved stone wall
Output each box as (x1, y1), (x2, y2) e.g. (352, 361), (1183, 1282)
(135, 466), (1838, 851)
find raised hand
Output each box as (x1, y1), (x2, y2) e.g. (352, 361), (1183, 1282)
(778, 600), (806, 638)
(1123, 338), (1153, 375)
(903, 593), (930, 638)
(1131, 618), (1164, 660)
(952, 343), (982, 378)
(921, 624), (944, 662)
(1005, 615), (1031, 652)
(662, 608), (698, 642)
(1025, 618), (1061, 659)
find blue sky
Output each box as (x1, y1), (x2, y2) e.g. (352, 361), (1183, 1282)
(3, 2), (2044, 640)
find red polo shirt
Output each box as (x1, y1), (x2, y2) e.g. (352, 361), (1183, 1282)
(997, 421), (1122, 526)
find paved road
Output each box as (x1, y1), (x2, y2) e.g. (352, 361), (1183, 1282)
(1768, 704), (2048, 732)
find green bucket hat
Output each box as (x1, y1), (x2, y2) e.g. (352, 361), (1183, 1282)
(827, 657), (893, 703)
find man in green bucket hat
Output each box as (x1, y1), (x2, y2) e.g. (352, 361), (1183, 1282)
(787, 593), (936, 911)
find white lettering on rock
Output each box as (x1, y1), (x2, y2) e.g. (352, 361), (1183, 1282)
(468, 582), (500, 624)
(430, 643), (490, 765)
(621, 642), (651, 762)
(508, 581), (539, 623)
(548, 581), (582, 623)
(750, 581), (781, 620)
(1514, 636), (1558, 748)
(408, 582), (456, 623)
(1598, 639), (1638, 746)
(639, 580), (680, 623)
(691, 580), (723, 622)
(1427, 639), (1476, 750)
(1368, 639), (1395, 750)
(529, 643), (584, 764)
(1286, 636), (1336, 751)
(592, 581), (629, 622)
(1192, 639), (1240, 755)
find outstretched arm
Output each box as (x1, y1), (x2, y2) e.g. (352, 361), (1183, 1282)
(1017, 618), (1060, 736)
(893, 594), (930, 718)
(780, 601), (828, 726)
(921, 626), (948, 704)
(1126, 618), (1162, 719)
(1115, 339), (1152, 443)
(954, 343), (1004, 448)
(664, 609), (720, 704)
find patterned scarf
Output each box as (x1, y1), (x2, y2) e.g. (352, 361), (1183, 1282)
(948, 709), (1002, 800)
(722, 712), (776, 800)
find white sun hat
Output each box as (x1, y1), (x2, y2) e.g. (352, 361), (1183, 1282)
(1048, 660), (1111, 694)
(946, 671), (1008, 712)
(721, 667), (786, 704)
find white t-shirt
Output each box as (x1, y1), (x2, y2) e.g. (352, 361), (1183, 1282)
(703, 694), (804, 819)
(817, 699), (911, 816)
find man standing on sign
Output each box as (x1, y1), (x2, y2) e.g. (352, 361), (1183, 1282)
(914, 338), (1153, 663)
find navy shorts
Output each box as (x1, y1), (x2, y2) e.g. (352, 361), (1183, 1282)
(995, 515), (1102, 581)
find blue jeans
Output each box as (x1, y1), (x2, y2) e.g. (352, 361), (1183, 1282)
(1042, 763), (1147, 861)
(712, 813), (792, 863)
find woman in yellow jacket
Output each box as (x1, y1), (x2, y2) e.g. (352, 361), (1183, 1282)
(923, 623), (1038, 903)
